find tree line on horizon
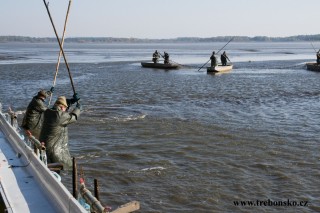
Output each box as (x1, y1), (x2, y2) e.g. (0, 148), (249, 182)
(1, 35), (320, 43)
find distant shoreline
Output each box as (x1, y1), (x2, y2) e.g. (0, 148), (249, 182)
(1, 35), (320, 43)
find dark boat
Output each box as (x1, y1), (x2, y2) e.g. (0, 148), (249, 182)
(306, 62), (320, 71)
(207, 64), (233, 73)
(141, 62), (180, 69)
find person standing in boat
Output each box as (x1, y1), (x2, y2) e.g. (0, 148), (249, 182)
(317, 49), (320, 64)
(220, 51), (230, 66)
(152, 50), (160, 63)
(21, 88), (54, 139)
(164, 52), (170, 64)
(210, 51), (217, 67)
(39, 95), (81, 169)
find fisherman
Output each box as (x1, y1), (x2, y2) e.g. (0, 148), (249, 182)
(317, 49), (320, 64)
(152, 50), (160, 63)
(164, 52), (170, 64)
(210, 51), (217, 67)
(21, 88), (54, 139)
(220, 51), (230, 66)
(39, 94), (81, 169)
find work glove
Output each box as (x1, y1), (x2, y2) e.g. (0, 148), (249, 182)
(67, 93), (80, 106)
(46, 86), (54, 96)
(66, 98), (73, 107)
(72, 93), (80, 103)
(76, 102), (83, 111)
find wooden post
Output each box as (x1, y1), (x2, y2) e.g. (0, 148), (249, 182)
(72, 157), (78, 199)
(94, 179), (100, 201)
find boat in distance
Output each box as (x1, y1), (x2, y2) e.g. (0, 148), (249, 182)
(207, 64), (233, 73)
(306, 62), (320, 71)
(141, 62), (180, 69)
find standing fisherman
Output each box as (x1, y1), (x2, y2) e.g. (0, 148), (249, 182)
(210, 51), (217, 67)
(39, 95), (81, 169)
(164, 52), (170, 64)
(152, 50), (160, 63)
(21, 88), (54, 139)
(317, 49), (320, 64)
(220, 51), (230, 66)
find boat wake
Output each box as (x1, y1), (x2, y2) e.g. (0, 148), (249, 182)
(84, 106), (147, 123)
(128, 166), (167, 176)
(111, 114), (146, 122)
(141, 166), (166, 171)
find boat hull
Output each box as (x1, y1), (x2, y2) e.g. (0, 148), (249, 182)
(306, 62), (320, 71)
(207, 64), (233, 73)
(141, 62), (180, 69)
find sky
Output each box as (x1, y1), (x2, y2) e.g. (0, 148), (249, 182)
(0, 0), (319, 39)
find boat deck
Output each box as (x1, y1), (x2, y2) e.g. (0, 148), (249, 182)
(0, 131), (58, 213)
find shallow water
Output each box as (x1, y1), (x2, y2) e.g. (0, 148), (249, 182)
(0, 42), (319, 212)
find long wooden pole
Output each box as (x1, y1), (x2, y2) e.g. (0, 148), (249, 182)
(197, 36), (235, 71)
(42, 0), (76, 94)
(310, 42), (317, 53)
(48, 0), (72, 106)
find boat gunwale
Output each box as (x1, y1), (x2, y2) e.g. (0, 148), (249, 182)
(0, 110), (87, 213)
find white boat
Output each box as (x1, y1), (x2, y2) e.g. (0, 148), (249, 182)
(0, 105), (140, 213)
(207, 64), (233, 73)
(0, 105), (87, 213)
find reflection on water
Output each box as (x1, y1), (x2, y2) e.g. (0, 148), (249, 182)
(0, 42), (320, 212)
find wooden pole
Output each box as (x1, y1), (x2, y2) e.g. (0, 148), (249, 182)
(94, 179), (100, 201)
(42, 0), (76, 94)
(197, 36), (234, 71)
(48, 0), (73, 106)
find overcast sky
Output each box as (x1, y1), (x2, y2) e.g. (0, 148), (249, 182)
(0, 0), (319, 39)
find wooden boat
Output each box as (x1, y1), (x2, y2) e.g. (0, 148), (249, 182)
(306, 62), (320, 71)
(141, 62), (180, 69)
(207, 64), (233, 73)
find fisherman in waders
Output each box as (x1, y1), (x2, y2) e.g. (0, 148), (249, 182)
(317, 49), (320, 65)
(164, 52), (170, 64)
(39, 95), (81, 169)
(220, 51), (230, 66)
(210, 51), (217, 67)
(152, 50), (160, 63)
(21, 88), (54, 139)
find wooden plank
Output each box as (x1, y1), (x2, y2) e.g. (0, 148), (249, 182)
(110, 201), (140, 213)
